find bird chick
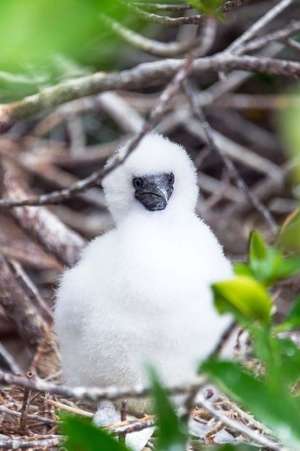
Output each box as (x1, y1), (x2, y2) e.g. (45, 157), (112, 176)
(55, 134), (232, 395)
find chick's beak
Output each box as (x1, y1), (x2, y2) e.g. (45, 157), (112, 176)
(134, 173), (174, 211)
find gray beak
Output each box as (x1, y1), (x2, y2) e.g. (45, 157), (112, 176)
(133, 173), (174, 211)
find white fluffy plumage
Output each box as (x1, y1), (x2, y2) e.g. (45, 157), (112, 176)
(55, 134), (232, 389)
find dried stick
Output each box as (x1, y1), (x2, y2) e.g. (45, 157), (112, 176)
(0, 368), (205, 403)
(0, 435), (61, 449)
(0, 257), (47, 351)
(10, 260), (53, 324)
(1, 54), (300, 131)
(0, 405), (55, 425)
(0, 342), (22, 374)
(196, 393), (280, 450)
(242, 20), (300, 53)
(226, 0), (293, 54)
(0, 54), (194, 208)
(101, 13), (202, 57)
(183, 81), (278, 233)
(1, 160), (85, 266)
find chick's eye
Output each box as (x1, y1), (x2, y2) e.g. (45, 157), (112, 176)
(168, 172), (174, 184)
(133, 177), (144, 189)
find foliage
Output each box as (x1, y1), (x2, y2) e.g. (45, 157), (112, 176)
(187, 0), (224, 18)
(202, 231), (300, 449)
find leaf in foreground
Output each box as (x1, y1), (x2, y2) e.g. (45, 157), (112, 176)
(212, 276), (272, 325)
(201, 359), (300, 448)
(61, 414), (130, 451)
(148, 367), (187, 451)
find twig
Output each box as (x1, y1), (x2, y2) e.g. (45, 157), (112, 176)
(0, 369), (205, 403)
(0, 435), (61, 449)
(9, 260), (53, 325)
(0, 54), (194, 208)
(124, 2), (203, 26)
(19, 372), (33, 433)
(0, 342), (22, 374)
(1, 53), (300, 132)
(0, 405), (55, 425)
(207, 321), (237, 359)
(101, 13), (202, 57)
(1, 160), (85, 266)
(184, 81), (278, 233)
(226, 0), (293, 54)
(242, 20), (300, 53)
(196, 393), (280, 450)
(0, 256), (47, 351)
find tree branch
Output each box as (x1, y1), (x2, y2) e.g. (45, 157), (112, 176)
(1, 54), (300, 132)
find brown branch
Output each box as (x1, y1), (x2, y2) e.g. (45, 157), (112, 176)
(1, 54), (300, 132)
(242, 20), (300, 53)
(0, 256), (47, 351)
(101, 13), (202, 57)
(0, 435), (61, 449)
(1, 160), (85, 266)
(0, 368), (204, 402)
(0, 54), (194, 208)
(183, 82), (278, 233)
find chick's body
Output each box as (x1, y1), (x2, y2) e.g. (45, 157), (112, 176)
(55, 134), (232, 389)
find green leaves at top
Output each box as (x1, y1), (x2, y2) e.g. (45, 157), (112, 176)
(187, 0), (224, 18)
(240, 230), (300, 286)
(148, 367), (187, 451)
(212, 276), (272, 325)
(61, 414), (131, 451)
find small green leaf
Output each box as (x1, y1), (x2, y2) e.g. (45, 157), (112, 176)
(201, 359), (300, 448)
(212, 276), (272, 324)
(61, 414), (130, 451)
(277, 208), (300, 254)
(249, 230), (267, 261)
(275, 296), (300, 332)
(148, 367), (187, 451)
(233, 262), (252, 277)
(187, 0), (224, 18)
(247, 230), (300, 284)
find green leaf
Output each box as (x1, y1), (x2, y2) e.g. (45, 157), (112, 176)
(61, 414), (130, 451)
(212, 276), (272, 325)
(201, 359), (300, 448)
(277, 208), (300, 255)
(233, 262), (252, 277)
(275, 296), (300, 332)
(187, 0), (224, 18)
(247, 230), (300, 284)
(148, 367), (187, 451)
(249, 230), (267, 261)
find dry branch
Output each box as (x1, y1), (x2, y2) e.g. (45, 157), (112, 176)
(1, 54), (300, 131)
(1, 159), (85, 265)
(0, 257), (47, 351)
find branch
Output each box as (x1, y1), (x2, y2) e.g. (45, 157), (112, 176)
(184, 81), (278, 233)
(0, 256), (47, 351)
(0, 369), (204, 402)
(101, 13), (202, 57)
(1, 160), (85, 265)
(226, 0), (293, 54)
(0, 54), (195, 208)
(196, 393), (280, 450)
(241, 20), (300, 54)
(1, 54), (300, 131)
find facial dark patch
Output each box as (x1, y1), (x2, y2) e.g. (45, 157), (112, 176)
(133, 173), (174, 211)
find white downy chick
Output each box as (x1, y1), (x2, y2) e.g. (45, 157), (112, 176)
(55, 134), (233, 392)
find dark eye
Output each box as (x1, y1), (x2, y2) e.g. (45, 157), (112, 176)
(133, 177), (144, 189)
(168, 172), (174, 184)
